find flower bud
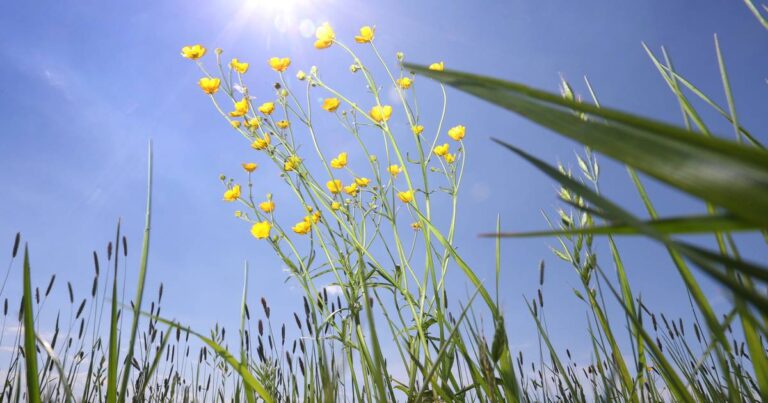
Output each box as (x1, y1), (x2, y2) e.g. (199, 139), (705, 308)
(296, 70), (306, 80)
(396, 52), (404, 62)
(349, 64), (360, 73)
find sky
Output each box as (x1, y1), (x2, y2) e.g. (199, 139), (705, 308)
(1, 0), (767, 376)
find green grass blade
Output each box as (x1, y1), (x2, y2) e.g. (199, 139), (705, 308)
(492, 138), (768, 313)
(118, 141), (153, 403)
(22, 245), (41, 403)
(35, 333), (75, 402)
(743, 0), (768, 29)
(482, 213), (756, 238)
(106, 221), (121, 403)
(405, 63), (768, 228)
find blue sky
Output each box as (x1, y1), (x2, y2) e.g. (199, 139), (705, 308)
(1, 1), (767, 369)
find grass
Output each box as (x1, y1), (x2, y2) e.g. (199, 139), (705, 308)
(4, 2), (768, 402)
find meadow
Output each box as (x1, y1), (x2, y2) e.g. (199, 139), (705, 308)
(3, 2), (768, 402)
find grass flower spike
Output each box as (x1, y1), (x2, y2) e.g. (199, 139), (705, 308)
(181, 44), (206, 59)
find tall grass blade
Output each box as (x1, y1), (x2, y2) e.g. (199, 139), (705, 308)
(482, 213), (755, 238)
(22, 246), (41, 403)
(118, 141), (153, 402)
(106, 221), (121, 403)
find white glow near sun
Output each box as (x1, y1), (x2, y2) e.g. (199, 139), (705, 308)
(238, 0), (316, 37)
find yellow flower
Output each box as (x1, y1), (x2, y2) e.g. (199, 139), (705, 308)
(244, 118), (260, 129)
(251, 133), (271, 150)
(223, 184), (241, 202)
(411, 222), (422, 231)
(258, 102), (275, 115)
(433, 143), (450, 157)
(229, 98), (249, 117)
(181, 44), (206, 59)
(230, 58), (249, 74)
(230, 121), (242, 129)
(388, 165), (402, 177)
(314, 22), (335, 49)
(330, 152), (348, 169)
(296, 70), (307, 80)
(354, 26), (375, 43)
(268, 57), (291, 72)
(397, 190), (414, 203)
(355, 177), (370, 187)
(343, 183), (358, 196)
(326, 179), (343, 194)
(310, 211), (321, 223)
(198, 77), (221, 94)
(276, 120), (290, 129)
(444, 153), (457, 164)
(411, 125), (424, 135)
(331, 201), (341, 210)
(284, 155), (302, 171)
(396, 77), (412, 89)
(369, 105), (392, 122)
(251, 221), (272, 239)
(242, 162), (258, 172)
(292, 220), (311, 235)
(428, 61), (444, 71)
(259, 200), (275, 213)
(322, 98), (341, 112)
(448, 125), (466, 141)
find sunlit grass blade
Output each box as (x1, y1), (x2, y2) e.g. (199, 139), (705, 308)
(36, 333), (75, 402)
(22, 245), (41, 403)
(118, 141), (153, 403)
(743, 0), (768, 29)
(482, 213), (755, 238)
(405, 63), (768, 228)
